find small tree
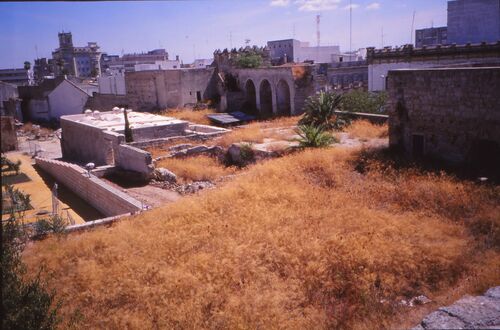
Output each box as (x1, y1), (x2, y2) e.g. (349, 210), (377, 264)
(123, 110), (133, 143)
(299, 91), (347, 130)
(23, 61), (31, 71)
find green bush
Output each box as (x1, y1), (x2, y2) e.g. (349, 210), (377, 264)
(295, 125), (337, 148)
(300, 91), (348, 130)
(1, 215), (61, 329)
(34, 214), (68, 238)
(235, 52), (263, 68)
(341, 90), (387, 114)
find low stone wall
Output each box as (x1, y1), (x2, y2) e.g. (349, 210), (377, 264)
(115, 144), (154, 178)
(334, 110), (388, 124)
(35, 157), (143, 217)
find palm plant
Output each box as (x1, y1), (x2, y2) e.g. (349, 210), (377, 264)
(295, 124), (337, 148)
(300, 91), (347, 130)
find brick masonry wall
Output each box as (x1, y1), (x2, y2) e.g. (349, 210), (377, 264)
(387, 67), (500, 163)
(35, 157), (143, 217)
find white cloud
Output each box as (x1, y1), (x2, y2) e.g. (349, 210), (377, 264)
(270, 0), (291, 7)
(366, 2), (380, 10)
(295, 0), (341, 12)
(343, 3), (360, 10)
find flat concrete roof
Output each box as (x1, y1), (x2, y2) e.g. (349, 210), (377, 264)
(61, 110), (187, 131)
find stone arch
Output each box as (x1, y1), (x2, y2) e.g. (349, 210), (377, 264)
(275, 79), (291, 116)
(243, 79), (257, 115)
(259, 79), (273, 117)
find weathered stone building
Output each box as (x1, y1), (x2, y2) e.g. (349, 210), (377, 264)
(368, 42), (500, 91)
(326, 61), (368, 91)
(387, 67), (500, 170)
(125, 68), (218, 111)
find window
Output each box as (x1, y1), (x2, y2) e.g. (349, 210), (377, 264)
(196, 91), (201, 102)
(412, 134), (425, 158)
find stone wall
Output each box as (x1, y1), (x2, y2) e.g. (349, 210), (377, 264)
(85, 93), (130, 111)
(0, 116), (17, 152)
(35, 157), (142, 217)
(387, 67), (500, 164)
(115, 144), (153, 178)
(125, 68), (217, 111)
(61, 118), (124, 166)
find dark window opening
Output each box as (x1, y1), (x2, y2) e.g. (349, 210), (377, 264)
(196, 91), (202, 102)
(412, 134), (425, 158)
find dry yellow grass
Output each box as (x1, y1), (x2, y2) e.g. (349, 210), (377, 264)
(161, 108), (216, 125)
(216, 116), (300, 147)
(23, 147), (500, 329)
(345, 120), (388, 140)
(156, 155), (237, 183)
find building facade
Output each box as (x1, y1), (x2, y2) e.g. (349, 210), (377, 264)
(387, 67), (500, 175)
(267, 39), (341, 64)
(18, 78), (91, 121)
(51, 32), (102, 78)
(447, 0), (500, 45)
(415, 27), (448, 48)
(0, 68), (33, 86)
(367, 42), (500, 91)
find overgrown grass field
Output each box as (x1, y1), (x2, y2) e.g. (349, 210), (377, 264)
(24, 146), (499, 329)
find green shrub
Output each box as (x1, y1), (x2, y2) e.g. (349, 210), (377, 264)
(300, 91), (348, 130)
(295, 125), (337, 148)
(1, 215), (61, 329)
(235, 52), (263, 68)
(341, 90), (387, 114)
(34, 214), (68, 238)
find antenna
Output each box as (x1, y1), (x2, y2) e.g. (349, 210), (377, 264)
(349, 0), (353, 56)
(381, 27), (385, 48)
(35, 44), (39, 59)
(316, 14), (321, 47)
(411, 10), (416, 45)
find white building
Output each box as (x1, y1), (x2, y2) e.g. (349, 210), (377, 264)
(267, 39), (341, 64)
(134, 60), (181, 71)
(21, 78), (92, 121)
(98, 69), (126, 95)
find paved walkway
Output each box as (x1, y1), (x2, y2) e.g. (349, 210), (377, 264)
(2, 154), (86, 224)
(413, 287), (500, 329)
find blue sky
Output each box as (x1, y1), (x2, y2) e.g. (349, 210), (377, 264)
(0, 0), (448, 68)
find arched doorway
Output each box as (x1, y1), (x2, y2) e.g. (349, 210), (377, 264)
(276, 79), (291, 116)
(259, 79), (273, 117)
(244, 79), (257, 115)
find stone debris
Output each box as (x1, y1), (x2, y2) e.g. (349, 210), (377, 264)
(400, 295), (432, 307)
(153, 167), (177, 183)
(175, 181), (215, 195)
(413, 286), (500, 329)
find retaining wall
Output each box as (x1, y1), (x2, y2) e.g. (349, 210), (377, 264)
(35, 157), (143, 217)
(115, 144), (154, 177)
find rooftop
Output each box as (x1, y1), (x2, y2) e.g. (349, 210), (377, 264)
(61, 109), (187, 132)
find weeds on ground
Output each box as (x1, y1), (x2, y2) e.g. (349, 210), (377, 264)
(156, 155), (237, 183)
(23, 147), (500, 329)
(345, 120), (388, 140)
(161, 108), (216, 125)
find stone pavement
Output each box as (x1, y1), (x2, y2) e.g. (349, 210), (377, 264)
(413, 287), (500, 329)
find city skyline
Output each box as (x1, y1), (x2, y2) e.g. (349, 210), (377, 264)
(1, 0), (448, 68)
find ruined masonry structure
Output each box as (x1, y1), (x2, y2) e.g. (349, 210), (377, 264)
(387, 67), (500, 167)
